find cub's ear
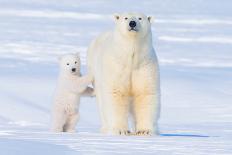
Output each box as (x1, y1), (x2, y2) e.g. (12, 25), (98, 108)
(148, 16), (154, 23)
(113, 13), (120, 21)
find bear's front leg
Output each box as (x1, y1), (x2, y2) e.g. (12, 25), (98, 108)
(132, 59), (160, 136)
(106, 91), (130, 135)
(134, 94), (159, 136)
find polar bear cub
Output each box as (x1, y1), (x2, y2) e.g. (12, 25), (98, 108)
(51, 53), (93, 132)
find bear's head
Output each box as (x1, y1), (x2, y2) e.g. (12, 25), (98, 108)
(113, 13), (153, 38)
(59, 53), (81, 75)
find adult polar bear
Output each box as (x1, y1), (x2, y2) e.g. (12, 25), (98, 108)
(87, 13), (160, 136)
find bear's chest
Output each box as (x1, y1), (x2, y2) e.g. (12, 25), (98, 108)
(105, 46), (145, 72)
(103, 47), (147, 92)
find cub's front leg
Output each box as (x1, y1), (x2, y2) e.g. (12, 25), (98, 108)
(78, 74), (94, 88)
(69, 74), (93, 94)
(81, 87), (95, 97)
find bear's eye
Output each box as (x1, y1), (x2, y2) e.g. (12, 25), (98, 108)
(67, 63), (69, 65)
(124, 17), (128, 20)
(75, 61), (77, 64)
(138, 17), (142, 20)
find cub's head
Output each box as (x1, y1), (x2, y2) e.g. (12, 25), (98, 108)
(59, 53), (81, 75)
(113, 13), (153, 38)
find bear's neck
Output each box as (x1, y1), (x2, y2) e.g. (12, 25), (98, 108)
(113, 30), (153, 56)
(114, 30), (152, 47)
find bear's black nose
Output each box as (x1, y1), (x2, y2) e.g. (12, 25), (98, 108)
(72, 68), (76, 72)
(129, 21), (136, 28)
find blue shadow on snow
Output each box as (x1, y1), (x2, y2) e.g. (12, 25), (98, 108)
(160, 133), (210, 138)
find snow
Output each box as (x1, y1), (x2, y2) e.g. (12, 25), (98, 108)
(0, 0), (232, 154)
(159, 36), (232, 44)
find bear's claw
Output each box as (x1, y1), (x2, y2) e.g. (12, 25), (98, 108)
(136, 130), (152, 136)
(119, 130), (131, 135)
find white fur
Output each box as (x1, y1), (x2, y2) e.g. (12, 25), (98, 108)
(51, 54), (93, 132)
(87, 13), (160, 136)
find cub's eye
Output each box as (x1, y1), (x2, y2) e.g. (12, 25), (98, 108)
(75, 61), (77, 64)
(67, 63), (69, 65)
(125, 17), (128, 20)
(138, 17), (142, 20)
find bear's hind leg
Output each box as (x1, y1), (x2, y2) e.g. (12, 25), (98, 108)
(63, 113), (79, 133)
(51, 109), (66, 132)
(95, 87), (109, 133)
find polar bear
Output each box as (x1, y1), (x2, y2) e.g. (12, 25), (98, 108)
(87, 13), (160, 136)
(51, 53), (93, 132)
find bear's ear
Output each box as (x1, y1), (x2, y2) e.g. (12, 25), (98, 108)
(113, 13), (120, 21)
(148, 16), (154, 23)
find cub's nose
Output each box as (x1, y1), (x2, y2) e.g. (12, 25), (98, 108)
(129, 21), (136, 28)
(72, 68), (76, 72)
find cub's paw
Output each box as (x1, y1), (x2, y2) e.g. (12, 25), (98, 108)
(136, 130), (153, 136)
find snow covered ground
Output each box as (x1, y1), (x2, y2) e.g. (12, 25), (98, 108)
(0, 0), (232, 154)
